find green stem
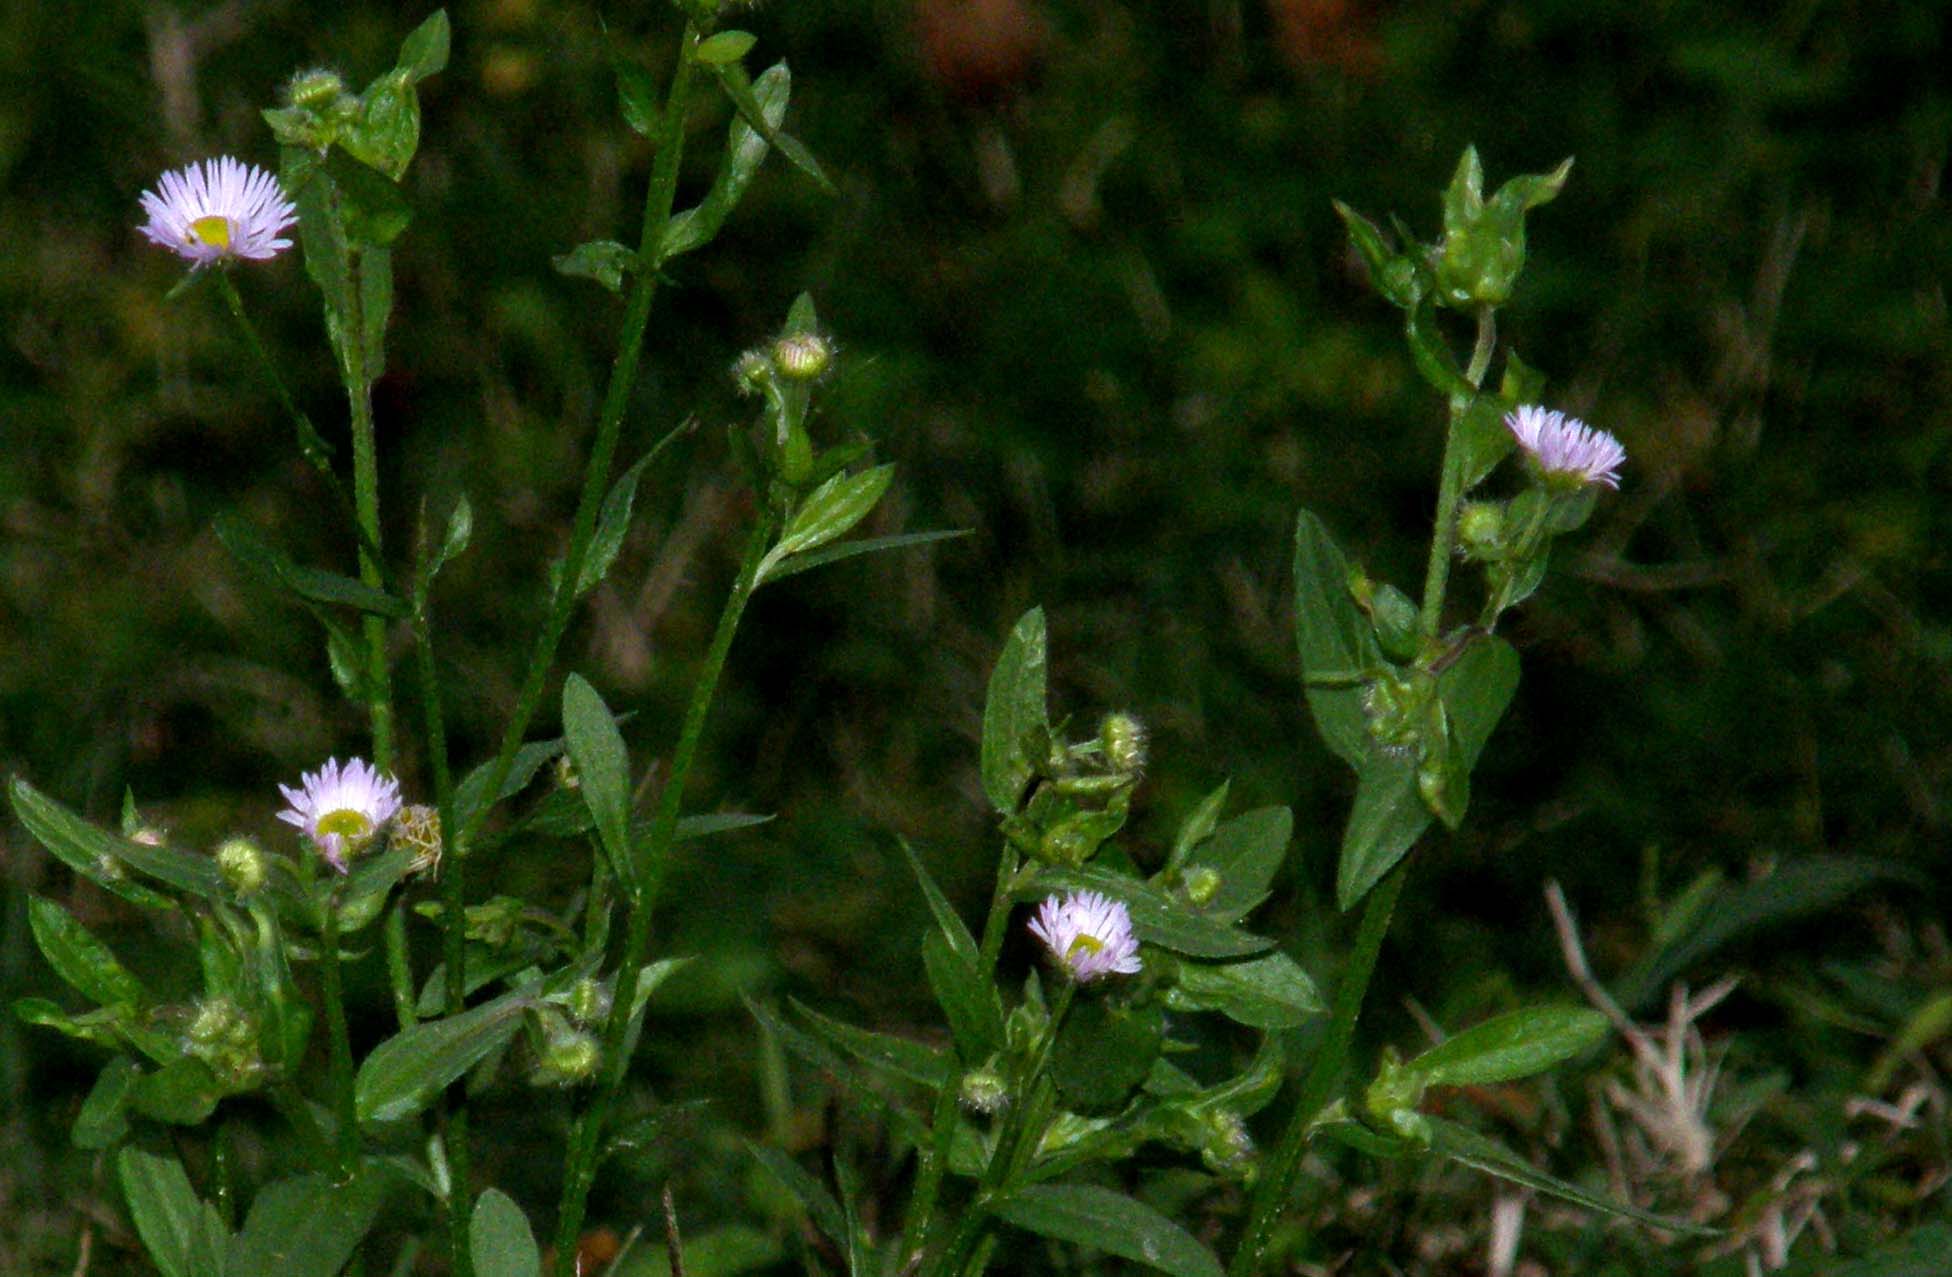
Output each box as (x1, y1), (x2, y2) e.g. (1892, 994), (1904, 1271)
(901, 845), (1022, 1268)
(551, 512), (775, 1277)
(412, 564), (474, 1277)
(456, 23), (703, 859)
(1228, 863), (1407, 1277)
(343, 248), (394, 770)
(318, 898), (359, 1178)
(1416, 306), (1498, 639)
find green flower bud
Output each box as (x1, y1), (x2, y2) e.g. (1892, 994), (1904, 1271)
(1038, 820), (1097, 868)
(772, 333), (834, 381)
(536, 1031), (602, 1086)
(1456, 501), (1507, 558)
(1182, 864), (1222, 907)
(731, 349), (774, 396)
(1199, 1109), (1255, 1177)
(285, 68), (349, 110)
(1433, 148), (1573, 309)
(554, 754), (580, 790)
(567, 977), (611, 1026)
(1099, 712), (1148, 777)
(216, 836), (267, 896)
(959, 1067), (1008, 1115)
(188, 997), (242, 1047)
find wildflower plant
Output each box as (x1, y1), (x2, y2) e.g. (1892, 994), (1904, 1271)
(11, 5), (1720, 1275)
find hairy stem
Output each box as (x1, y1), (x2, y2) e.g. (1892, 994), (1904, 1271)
(1416, 306), (1498, 638)
(318, 898), (359, 1179)
(551, 512), (775, 1275)
(455, 22), (703, 858)
(1229, 863), (1407, 1276)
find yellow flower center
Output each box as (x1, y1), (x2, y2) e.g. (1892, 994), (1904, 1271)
(189, 214), (233, 250)
(315, 808), (373, 844)
(1067, 934), (1105, 959)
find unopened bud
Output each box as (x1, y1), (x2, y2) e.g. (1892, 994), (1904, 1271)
(1199, 1109), (1255, 1176)
(1182, 865), (1221, 907)
(567, 977), (611, 1026)
(286, 67), (349, 109)
(959, 1067), (1008, 1115)
(1456, 501), (1506, 558)
(216, 837), (266, 895)
(131, 826), (167, 847)
(537, 1031), (602, 1085)
(772, 333), (833, 381)
(554, 755), (580, 790)
(731, 349), (773, 396)
(1099, 712), (1148, 776)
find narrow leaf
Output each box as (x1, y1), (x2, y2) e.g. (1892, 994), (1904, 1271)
(228, 1172), (385, 1277)
(28, 895), (145, 1007)
(1023, 868), (1272, 959)
(73, 1056), (139, 1150)
(662, 62), (791, 260)
(1293, 511), (1384, 767)
(397, 9), (451, 83)
(1407, 1006), (1609, 1087)
(215, 513), (409, 618)
(922, 928), (1004, 1060)
(355, 986), (533, 1124)
(562, 674), (634, 891)
(754, 529), (968, 585)
(996, 1184), (1224, 1277)
(1425, 1116), (1711, 1234)
(12, 777), (220, 903)
(1165, 951), (1325, 1029)
(787, 997), (952, 1089)
(980, 607), (1049, 815)
(117, 1146), (227, 1277)
(709, 61), (834, 194)
(747, 1143), (847, 1248)
(1181, 806), (1291, 923)
(469, 1188), (542, 1277)
(757, 466), (895, 585)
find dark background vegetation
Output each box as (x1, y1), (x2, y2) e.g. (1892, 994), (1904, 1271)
(3, 0), (1948, 1272)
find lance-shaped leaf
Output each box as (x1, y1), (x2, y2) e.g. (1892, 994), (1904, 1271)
(355, 984), (535, 1124)
(1293, 512), (1385, 768)
(73, 1056), (139, 1150)
(552, 239), (638, 293)
(786, 997), (952, 1089)
(1424, 1115), (1711, 1235)
(117, 1147), (229, 1277)
(996, 1184), (1225, 1277)
(706, 60), (834, 194)
(755, 529), (969, 585)
(1178, 806), (1291, 923)
(664, 62), (790, 259)
(577, 420), (694, 596)
(1021, 867), (1272, 960)
(981, 607), (1050, 814)
(28, 895), (145, 1008)
(215, 513), (408, 618)
(1405, 1006), (1608, 1088)
(12, 777), (220, 904)
(1164, 951), (1325, 1030)
(562, 674), (635, 892)
(756, 466), (896, 585)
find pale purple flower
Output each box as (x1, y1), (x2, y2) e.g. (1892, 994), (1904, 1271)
(1505, 404), (1626, 490)
(277, 757), (401, 873)
(138, 157), (297, 268)
(1029, 890), (1142, 983)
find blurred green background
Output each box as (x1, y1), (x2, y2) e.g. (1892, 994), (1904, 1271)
(3, 0), (1948, 1272)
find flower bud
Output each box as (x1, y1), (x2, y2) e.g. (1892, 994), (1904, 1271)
(1099, 712), (1148, 777)
(131, 826), (167, 847)
(567, 977), (611, 1026)
(772, 333), (833, 381)
(1456, 501), (1507, 558)
(554, 755), (580, 790)
(285, 68), (349, 110)
(1182, 865), (1221, 907)
(959, 1067), (1009, 1115)
(216, 836), (267, 896)
(731, 349), (774, 396)
(1199, 1109), (1255, 1177)
(536, 1031), (602, 1085)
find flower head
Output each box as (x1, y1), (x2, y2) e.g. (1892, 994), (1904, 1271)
(138, 157), (297, 269)
(277, 757), (401, 872)
(1505, 404), (1626, 490)
(1029, 890), (1141, 983)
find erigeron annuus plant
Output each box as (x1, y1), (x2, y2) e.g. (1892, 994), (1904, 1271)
(12, 6), (1715, 1276)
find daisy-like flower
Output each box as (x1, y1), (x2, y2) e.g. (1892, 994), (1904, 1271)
(138, 157), (297, 269)
(277, 757), (402, 873)
(1029, 890), (1142, 984)
(1504, 404), (1626, 490)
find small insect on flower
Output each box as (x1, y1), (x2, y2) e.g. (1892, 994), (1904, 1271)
(277, 757), (402, 873)
(138, 157), (297, 268)
(1029, 890), (1142, 983)
(1505, 404), (1626, 490)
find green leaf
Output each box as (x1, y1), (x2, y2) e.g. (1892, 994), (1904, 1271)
(11, 777), (219, 904)
(922, 929), (1004, 1061)
(130, 1058), (226, 1125)
(397, 9), (451, 83)
(215, 513), (409, 618)
(14, 997), (123, 1048)
(343, 70), (420, 182)
(1293, 512), (1386, 767)
(1181, 806), (1290, 923)
(552, 239), (638, 294)
(1423, 1115), (1711, 1235)
(756, 466), (896, 585)
(746, 1143), (847, 1250)
(228, 1172), (385, 1277)
(614, 56), (660, 137)
(1404, 294), (1474, 399)
(579, 440), (675, 596)
(787, 997), (952, 1089)
(707, 60), (834, 195)
(1165, 951), (1325, 1030)
(1024, 868), (1272, 959)
(899, 838), (979, 963)
(469, 1188), (541, 1277)
(28, 895), (145, 1007)
(980, 607), (1050, 814)
(1332, 199), (1424, 310)
(1454, 391), (1517, 491)
(694, 29), (757, 66)
(356, 985), (534, 1124)
(996, 1184), (1224, 1277)
(73, 1056), (138, 1150)
(1615, 855), (1914, 1012)
(663, 63), (792, 260)
(1051, 999), (1162, 1111)
(1164, 780), (1229, 876)
(1500, 349), (1547, 405)
(452, 737), (565, 834)
(752, 529), (969, 585)
(117, 1146), (229, 1277)
(562, 674), (634, 891)
(1407, 1006), (1608, 1087)
(324, 149), (413, 248)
